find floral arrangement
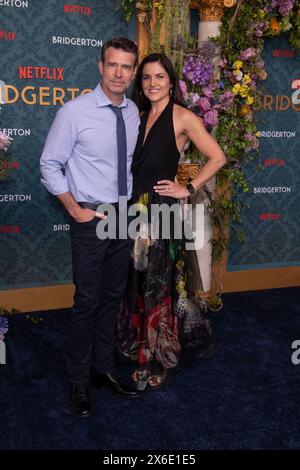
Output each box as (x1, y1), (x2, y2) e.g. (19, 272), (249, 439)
(1, 132), (14, 329)
(118, 0), (300, 284)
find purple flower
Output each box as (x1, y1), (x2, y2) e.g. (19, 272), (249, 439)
(193, 93), (201, 104)
(253, 21), (267, 37)
(244, 133), (259, 150)
(219, 57), (227, 68)
(179, 80), (188, 99)
(278, 0), (294, 15)
(183, 56), (213, 87)
(202, 86), (214, 98)
(270, 0), (294, 15)
(204, 109), (218, 128)
(240, 48), (257, 61)
(198, 97), (211, 112)
(218, 91), (234, 111)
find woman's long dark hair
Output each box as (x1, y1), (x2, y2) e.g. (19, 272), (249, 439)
(132, 53), (187, 112)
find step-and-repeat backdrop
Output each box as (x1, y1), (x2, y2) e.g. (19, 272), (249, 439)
(0, 0), (133, 289)
(228, 36), (300, 272)
(0, 3), (299, 290)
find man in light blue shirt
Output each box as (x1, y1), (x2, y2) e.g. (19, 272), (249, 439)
(40, 38), (140, 416)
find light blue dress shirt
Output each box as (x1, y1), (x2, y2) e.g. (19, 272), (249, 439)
(40, 83), (140, 203)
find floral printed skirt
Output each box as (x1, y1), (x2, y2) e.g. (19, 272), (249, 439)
(116, 192), (212, 377)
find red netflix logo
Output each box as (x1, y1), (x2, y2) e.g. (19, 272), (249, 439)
(1, 161), (20, 170)
(18, 66), (64, 80)
(264, 159), (285, 167)
(260, 213), (281, 221)
(64, 4), (92, 14)
(273, 49), (295, 58)
(0, 226), (20, 233)
(0, 30), (16, 41)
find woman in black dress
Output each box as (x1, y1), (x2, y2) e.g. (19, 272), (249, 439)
(117, 53), (226, 390)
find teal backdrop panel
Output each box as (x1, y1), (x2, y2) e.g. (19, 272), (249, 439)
(0, 0), (133, 289)
(227, 36), (300, 272)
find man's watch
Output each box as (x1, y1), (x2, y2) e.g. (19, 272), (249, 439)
(186, 182), (195, 195)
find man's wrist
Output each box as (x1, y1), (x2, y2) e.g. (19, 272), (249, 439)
(69, 204), (82, 219)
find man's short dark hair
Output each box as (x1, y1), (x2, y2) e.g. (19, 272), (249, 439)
(101, 37), (138, 66)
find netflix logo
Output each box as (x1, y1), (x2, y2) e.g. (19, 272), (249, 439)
(0, 30), (16, 41)
(264, 159), (285, 167)
(18, 66), (64, 80)
(0, 225), (20, 233)
(1, 161), (20, 170)
(260, 213), (280, 221)
(273, 49), (295, 58)
(64, 4), (92, 14)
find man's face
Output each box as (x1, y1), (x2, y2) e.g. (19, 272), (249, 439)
(99, 47), (136, 99)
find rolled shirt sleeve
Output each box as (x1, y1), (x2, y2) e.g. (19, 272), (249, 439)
(40, 104), (77, 196)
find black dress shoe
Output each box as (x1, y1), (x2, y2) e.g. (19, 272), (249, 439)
(93, 371), (140, 399)
(70, 383), (91, 417)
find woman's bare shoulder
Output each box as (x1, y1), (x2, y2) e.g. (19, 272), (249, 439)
(173, 103), (199, 124)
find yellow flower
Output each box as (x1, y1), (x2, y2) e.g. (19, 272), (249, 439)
(256, 131), (261, 137)
(258, 9), (266, 19)
(233, 60), (243, 70)
(176, 280), (187, 298)
(246, 95), (254, 105)
(154, 2), (163, 10)
(239, 84), (249, 98)
(232, 83), (241, 95)
(243, 74), (251, 84)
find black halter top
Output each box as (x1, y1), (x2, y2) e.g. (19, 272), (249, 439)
(131, 99), (180, 201)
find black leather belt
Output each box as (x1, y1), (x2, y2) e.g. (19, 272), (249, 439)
(78, 200), (132, 211)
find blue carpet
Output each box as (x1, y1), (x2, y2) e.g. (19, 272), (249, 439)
(0, 287), (300, 450)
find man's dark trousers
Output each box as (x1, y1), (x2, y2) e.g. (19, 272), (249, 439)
(67, 213), (131, 384)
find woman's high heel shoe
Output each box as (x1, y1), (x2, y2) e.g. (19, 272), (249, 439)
(132, 369), (151, 391)
(147, 368), (173, 390)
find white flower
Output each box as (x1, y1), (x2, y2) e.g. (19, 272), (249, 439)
(0, 131), (13, 152)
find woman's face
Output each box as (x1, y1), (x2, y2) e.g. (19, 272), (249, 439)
(141, 61), (172, 104)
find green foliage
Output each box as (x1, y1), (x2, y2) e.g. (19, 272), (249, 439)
(0, 150), (10, 181)
(118, 0), (136, 22)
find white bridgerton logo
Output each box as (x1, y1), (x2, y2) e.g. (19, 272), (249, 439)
(257, 130), (296, 138)
(0, 339), (6, 365)
(53, 224), (70, 231)
(0, 128), (30, 137)
(93, 197), (205, 251)
(0, 0), (28, 7)
(0, 194), (32, 202)
(253, 186), (291, 194)
(52, 36), (103, 47)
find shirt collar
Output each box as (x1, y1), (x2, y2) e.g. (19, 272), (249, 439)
(95, 82), (128, 108)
